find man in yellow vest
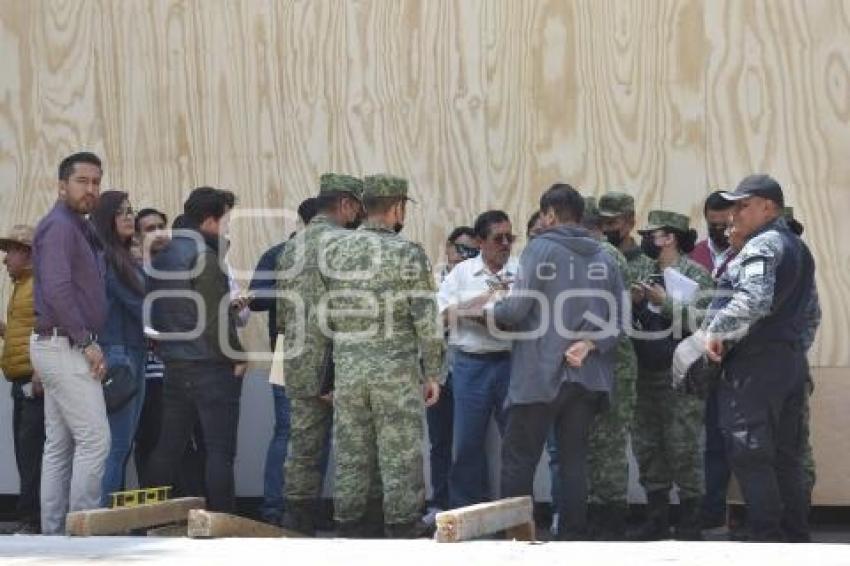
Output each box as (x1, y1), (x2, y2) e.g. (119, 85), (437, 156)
(0, 224), (44, 534)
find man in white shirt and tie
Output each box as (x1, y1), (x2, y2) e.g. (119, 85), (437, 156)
(438, 210), (518, 508)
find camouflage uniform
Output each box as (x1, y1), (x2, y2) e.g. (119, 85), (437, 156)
(630, 212), (714, 502)
(587, 240), (638, 507)
(323, 175), (443, 532)
(703, 178), (820, 542)
(276, 174), (363, 525)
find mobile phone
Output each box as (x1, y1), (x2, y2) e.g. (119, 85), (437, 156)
(645, 273), (665, 287)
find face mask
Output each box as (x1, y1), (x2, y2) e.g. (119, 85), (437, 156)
(344, 219), (362, 230)
(393, 223), (403, 234)
(708, 225), (729, 250)
(640, 234), (661, 260)
(604, 230), (624, 248)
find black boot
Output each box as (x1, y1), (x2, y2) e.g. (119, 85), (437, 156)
(674, 498), (703, 541)
(628, 490), (670, 541)
(385, 520), (432, 539)
(361, 499), (385, 539)
(594, 503), (628, 541)
(586, 504), (603, 540)
(280, 499), (317, 537)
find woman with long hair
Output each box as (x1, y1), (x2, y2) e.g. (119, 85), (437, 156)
(90, 190), (146, 505)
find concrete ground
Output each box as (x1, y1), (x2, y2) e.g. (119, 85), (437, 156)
(1, 536), (850, 566)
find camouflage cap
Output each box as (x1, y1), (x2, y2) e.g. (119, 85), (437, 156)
(363, 174), (416, 202)
(319, 173), (364, 201)
(639, 210), (690, 233)
(0, 224), (34, 251)
(598, 192), (635, 217)
(583, 196), (599, 218)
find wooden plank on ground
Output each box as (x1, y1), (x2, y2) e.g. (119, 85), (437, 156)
(435, 497), (535, 543)
(147, 522), (188, 537)
(187, 510), (302, 539)
(65, 497), (205, 536)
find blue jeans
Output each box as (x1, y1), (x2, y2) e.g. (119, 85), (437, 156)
(703, 388), (730, 521)
(426, 374), (454, 510)
(546, 430), (561, 514)
(101, 345), (146, 506)
(449, 351), (510, 508)
(259, 384), (291, 523)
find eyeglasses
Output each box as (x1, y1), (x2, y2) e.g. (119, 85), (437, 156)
(116, 206), (135, 218)
(490, 233), (516, 245)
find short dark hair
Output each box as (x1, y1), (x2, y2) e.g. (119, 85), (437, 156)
(58, 152), (102, 181)
(183, 187), (236, 225)
(582, 210), (601, 230)
(316, 191), (361, 213)
(704, 191), (734, 215)
(448, 226), (475, 244)
(526, 211), (541, 236)
(135, 208), (168, 232)
(539, 183), (584, 223)
(363, 195), (405, 214)
(297, 197), (319, 225)
(473, 210), (510, 240)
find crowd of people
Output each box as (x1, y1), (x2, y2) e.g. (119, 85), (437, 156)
(0, 151), (820, 543)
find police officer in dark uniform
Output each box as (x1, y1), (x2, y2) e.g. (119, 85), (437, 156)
(703, 175), (820, 542)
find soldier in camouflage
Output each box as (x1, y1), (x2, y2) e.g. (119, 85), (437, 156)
(276, 173), (365, 535)
(703, 176), (820, 542)
(322, 174), (443, 539)
(598, 192), (657, 291)
(628, 210), (714, 541)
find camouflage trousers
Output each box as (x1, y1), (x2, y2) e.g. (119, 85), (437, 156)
(284, 397), (332, 502)
(333, 363), (425, 525)
(633, 378), (705, 500)
(587, 339), (637, 504)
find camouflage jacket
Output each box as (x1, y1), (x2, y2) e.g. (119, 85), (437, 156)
(704, 218), (821, 350)
(622, 242), (656, 288)
(275, 214), (346, 398)
(322, 221), (444, 381)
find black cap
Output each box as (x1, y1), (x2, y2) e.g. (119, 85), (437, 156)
(720, 174), (784, 208)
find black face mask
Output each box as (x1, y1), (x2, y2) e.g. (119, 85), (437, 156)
(708, 225), (729, 250)
(344, 218), (362, 230)
(393, 223), (403, 234)
(640, 234), (661, 260)
(604, 230), (624, 248)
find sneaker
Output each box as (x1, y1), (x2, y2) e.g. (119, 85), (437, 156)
(550, 512), (559, 537)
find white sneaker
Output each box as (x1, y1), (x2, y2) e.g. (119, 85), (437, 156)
(550, 513), (559, 537)
(423, 507), (443, 526)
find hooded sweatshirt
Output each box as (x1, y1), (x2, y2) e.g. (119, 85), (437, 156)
(492, 224), (625, 406)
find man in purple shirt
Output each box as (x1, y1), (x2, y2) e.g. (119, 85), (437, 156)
(29, 152), (109, 535)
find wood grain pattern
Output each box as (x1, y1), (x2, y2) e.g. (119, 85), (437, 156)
(0, 1), (847, 495)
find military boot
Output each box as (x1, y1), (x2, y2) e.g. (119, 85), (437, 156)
(673, 498), (703, 541)
(361, 498), (386, 538)
(280, 499), (317, 537)
(385, 520), (432, 539)
(594, 503), (628, 541)
(628, 490), (670, 541)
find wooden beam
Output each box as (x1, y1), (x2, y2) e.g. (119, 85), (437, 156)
(187, 510), (302, 539)
(435, 497), (535, 543)
(65, 497), (205, 536)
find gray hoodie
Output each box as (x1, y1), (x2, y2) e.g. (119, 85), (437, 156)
(493, 225), (624, 406)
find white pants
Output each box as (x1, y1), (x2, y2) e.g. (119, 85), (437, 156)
(30, 335), (110, 535)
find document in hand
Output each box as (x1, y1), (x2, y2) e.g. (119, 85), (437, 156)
(663, 267), (700, 303)
(270, 333), (285, 386)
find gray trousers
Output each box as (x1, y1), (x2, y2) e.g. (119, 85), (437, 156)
(30, 335), (110, 534)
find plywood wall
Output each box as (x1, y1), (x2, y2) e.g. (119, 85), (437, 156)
(0, 0), (847, 365)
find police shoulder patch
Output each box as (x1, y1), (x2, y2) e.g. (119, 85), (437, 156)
(743, 259), (765, 278)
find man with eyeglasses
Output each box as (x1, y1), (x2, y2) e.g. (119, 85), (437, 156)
(437, 210), (517, 508)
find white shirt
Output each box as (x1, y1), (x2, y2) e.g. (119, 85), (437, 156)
(437, 254), (519, 354)
(708, 238), (734, 279)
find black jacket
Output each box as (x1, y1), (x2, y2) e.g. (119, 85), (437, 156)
(147, 228), (243, 364)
